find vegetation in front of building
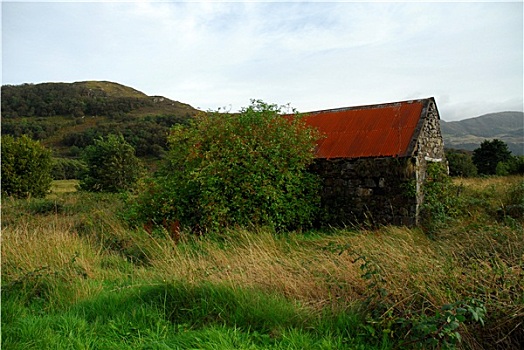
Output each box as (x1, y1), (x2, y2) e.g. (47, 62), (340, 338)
(127, 100), (322, 233)
(2, 175), (522, 349)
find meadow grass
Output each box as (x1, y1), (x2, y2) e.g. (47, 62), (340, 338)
(2, 176), (523, 349)
(50, 179), (79, 194)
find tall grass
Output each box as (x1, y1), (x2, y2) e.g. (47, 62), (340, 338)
(2, 177), (523, 349)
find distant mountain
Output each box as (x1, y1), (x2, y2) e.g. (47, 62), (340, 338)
(441, 112), (524, 155)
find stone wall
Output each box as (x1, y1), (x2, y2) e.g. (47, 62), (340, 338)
(415, 100), (446, 165)
(311, 99), (446, 227)
(310, 157), (418, 226)
(413, 100), (446, 220)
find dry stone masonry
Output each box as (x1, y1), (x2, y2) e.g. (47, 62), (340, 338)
(305, 98), (445, 227)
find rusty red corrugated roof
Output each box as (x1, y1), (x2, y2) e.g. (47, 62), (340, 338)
(304, 98), (430, 159)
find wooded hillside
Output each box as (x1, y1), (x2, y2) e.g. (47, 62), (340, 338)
(1, 81), (199, 158)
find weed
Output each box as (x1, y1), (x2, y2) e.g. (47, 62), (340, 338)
(394, 299), (486, 349)
(421, 163), (466, 234)
(27, 198), (65, 215)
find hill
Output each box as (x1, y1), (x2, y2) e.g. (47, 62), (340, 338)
(3, 82), (522, 157)
(1, 81), (197, 118)
(441, 111), (524, 155)
(1, 81), (200, 158)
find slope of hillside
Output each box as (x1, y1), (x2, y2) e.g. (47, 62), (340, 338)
(1, 81), (200, 158)
(74, 81), (148, 98)
(1, 81), (198, 118)
(441, 111), (524, 155)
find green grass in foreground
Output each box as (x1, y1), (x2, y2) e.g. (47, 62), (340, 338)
(2, 176), (523, 349)
(2, 281), (384, 350)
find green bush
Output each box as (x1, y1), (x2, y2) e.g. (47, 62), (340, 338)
(446, 149), (477, 177)
(495, 156), (524, 176)
(130, 100), (322, 232)
(79, 134), (144, 193)
(420, 163), (464, 233)
(394, 299), (486, 349)
(1, 134), (53, 198)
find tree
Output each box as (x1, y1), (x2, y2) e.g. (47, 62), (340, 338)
(496, 155), (524, 176)
(446, 149), (477, 177)
(472, 139), (512, 175)
(80, 134), (143, 192)
(130, 100), (322, 232)
(1, 135), (53, 198)
(51, 157), (88, 180)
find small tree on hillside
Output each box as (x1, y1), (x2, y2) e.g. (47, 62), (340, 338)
(472, 139), (512, 175)
(1, 135), (53, 198)
(80, 134), (143, 192)
(131, 100), (322, 232)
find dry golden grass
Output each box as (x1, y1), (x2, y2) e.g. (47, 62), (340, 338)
(145, 225), (476, 312)
(2, 176), (522, 348)
(1, 218), (103, 308)
(453, 175), (521, 192)
(3, 191), (521, 312)
(2, 220), (95, 279)
(150, 229), (366, 308)
(50, 180), (79, 194)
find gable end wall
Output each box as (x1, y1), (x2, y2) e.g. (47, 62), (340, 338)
(412, 100), (446, 223)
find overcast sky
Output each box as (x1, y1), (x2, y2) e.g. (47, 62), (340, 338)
(2, 1), (523, 121)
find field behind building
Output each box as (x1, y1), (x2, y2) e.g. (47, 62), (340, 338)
(2, 176), (523, 349)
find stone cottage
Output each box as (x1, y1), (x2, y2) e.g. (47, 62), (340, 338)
(304, 97), (445, 226)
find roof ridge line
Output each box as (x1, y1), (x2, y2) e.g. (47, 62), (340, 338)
(305, 97), (434, 115)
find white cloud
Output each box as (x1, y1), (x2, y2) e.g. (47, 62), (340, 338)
(2, 1), (522, 120)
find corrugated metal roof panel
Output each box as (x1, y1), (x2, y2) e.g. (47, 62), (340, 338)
(304, 99), (426, 159)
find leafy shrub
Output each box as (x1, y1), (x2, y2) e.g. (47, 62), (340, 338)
(420, 163), (464, 233)
(1, 134), (53, 198)
(445, 149), (477, 177)
(395, 299), (486, 349)
(79, 134), (144, 193)
(496, 155), (524, 176)
(129, 100), (321, 232)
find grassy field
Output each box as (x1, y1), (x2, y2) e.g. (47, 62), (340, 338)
(2, 177), (523, 349)
(49, 179), (80, 194)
